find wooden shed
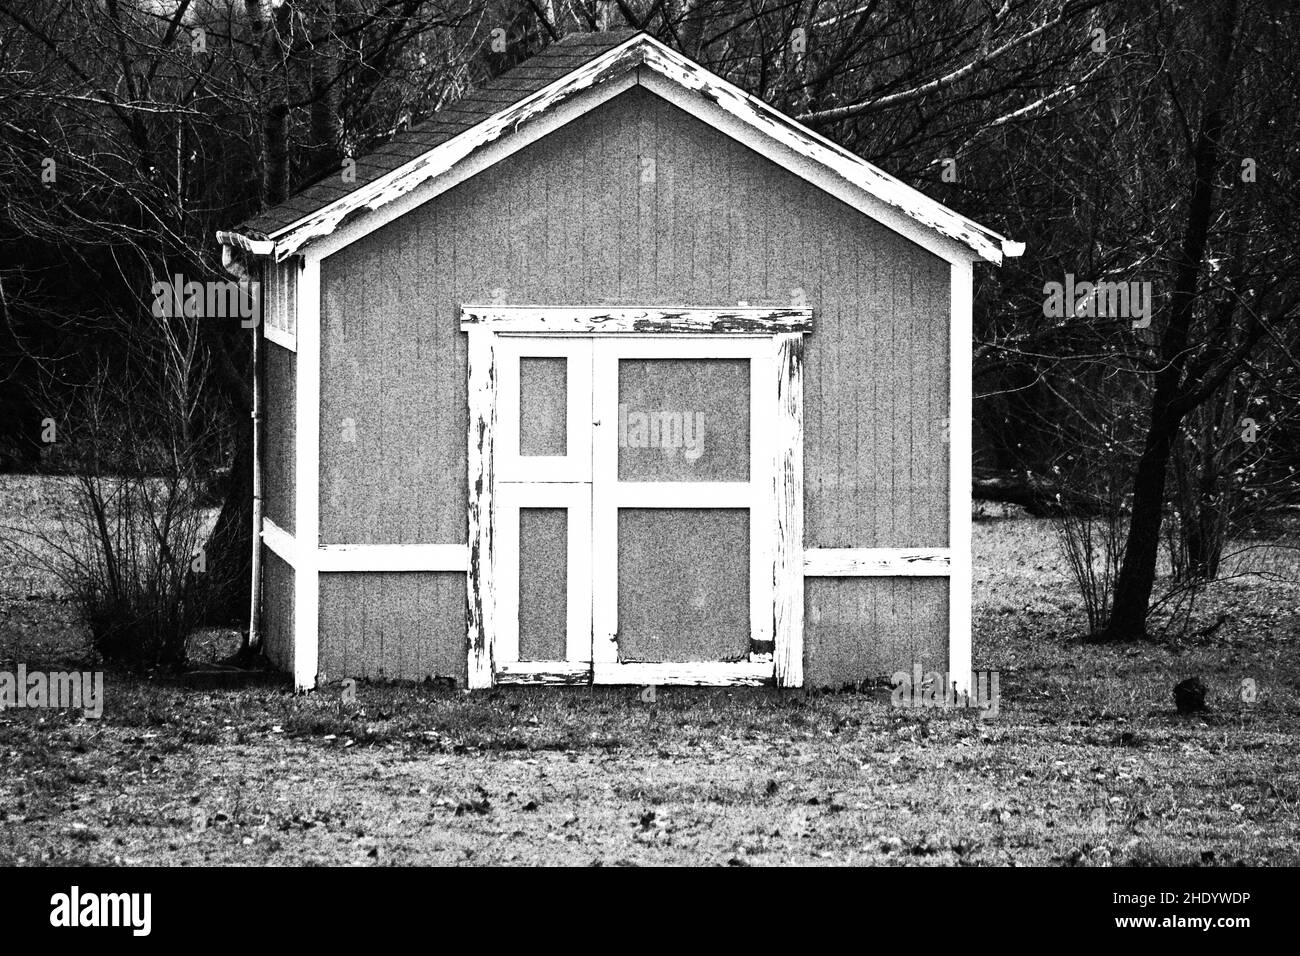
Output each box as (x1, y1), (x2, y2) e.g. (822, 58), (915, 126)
(218, 30), (1022, 692)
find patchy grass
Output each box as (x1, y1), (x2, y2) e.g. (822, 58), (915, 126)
(1, 477), (1298, 865)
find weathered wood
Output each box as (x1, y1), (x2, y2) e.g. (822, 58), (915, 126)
(231, 36), (1018, 266)
(266, 36), (647, 259)
(774, 333), (804, 687)
(592, 661), (773, 686)
(466, 326), (496, 689)
(460, 305), (813, 334)
(804, 577), (948, 688)
(635, 44), (1019, 264)
(272, 81), (984, 691)
(318, 572), (466, 684)
(803, 547), (950, 576)
(495, 661), (591, 685)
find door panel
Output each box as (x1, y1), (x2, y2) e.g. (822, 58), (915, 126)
(616, 508), (751, 662)
(616, 358), (751, 481)
(518, 357), (569, 457)
(518, 506), (568, 660)
(497, 337), (591, 483)
(492, 334), (776, 686)
(592, 338), (775, 685)
(493, 337), (592, 683)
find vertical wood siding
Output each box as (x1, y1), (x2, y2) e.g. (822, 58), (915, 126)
(313, 84), (951, 681)
(261, 547), (295, 671)
(318, 572), (468, 683)
(804, 578), (949, 687)
(263, 342), (296, 533)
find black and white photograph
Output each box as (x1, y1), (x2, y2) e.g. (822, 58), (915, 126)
(0, 0), (1294, 915)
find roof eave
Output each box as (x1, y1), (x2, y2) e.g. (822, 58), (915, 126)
(230, 32), (1022, 266)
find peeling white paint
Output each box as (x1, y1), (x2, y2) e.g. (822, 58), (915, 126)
(460, 305), (814, 334)
(802, 548), (951, 576)
(224, 34), (1021, 265)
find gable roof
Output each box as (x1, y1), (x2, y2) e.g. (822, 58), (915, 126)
(219, 30), (1022, 265)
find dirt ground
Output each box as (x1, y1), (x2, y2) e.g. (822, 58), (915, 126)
(1, 476), (1298, 865)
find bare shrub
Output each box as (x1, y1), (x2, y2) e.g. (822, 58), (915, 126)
(4, 322), (228, 667)
(1049, 451), (1130, 637)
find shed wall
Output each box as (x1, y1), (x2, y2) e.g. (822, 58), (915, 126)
(261, 547), (295, 672)
(311, 83), (952, 684)
(804, 578), (949, 687)
(317, 573), (467, 683)
(263, 341), (296, 534)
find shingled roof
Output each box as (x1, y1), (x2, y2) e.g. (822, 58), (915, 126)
(220, 30), (1022, 264)
(237, 30), (639, 239)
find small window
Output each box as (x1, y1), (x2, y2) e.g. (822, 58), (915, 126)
(263, 262), (297, 350)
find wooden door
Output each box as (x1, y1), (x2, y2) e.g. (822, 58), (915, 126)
(492, 336), (593, 683)
(590, 338), (775, 685)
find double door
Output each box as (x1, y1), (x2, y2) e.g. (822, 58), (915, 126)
(492, 335), (775, 685)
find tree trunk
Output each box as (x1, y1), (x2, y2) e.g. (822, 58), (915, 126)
(1103, 0), (1239, 639)
(1106, 415), (1176, 637)
(307, 1), (340, 183)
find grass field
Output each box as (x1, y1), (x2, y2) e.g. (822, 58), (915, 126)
(1, 476), (1298, 865)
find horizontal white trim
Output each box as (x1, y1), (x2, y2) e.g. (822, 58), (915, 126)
(461, 305), (813, 334)
(592, 661), (773, 686)
(316, 543), (468, 573)
(803, 547), (951, 576)
(260, 517), (296, 567)
(496, 661), (591, 685)
(263, 323), (297, 352)
(260, 524), (470, 573)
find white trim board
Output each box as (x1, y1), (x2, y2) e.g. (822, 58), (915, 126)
(260, 516), (296, 567)
(948, 259), (975, 694)
(465, 324), (497, 690)
(472, 321), (807, 688)
(461, 305), (813, 334)
(257, 519), (468, 573)
(292, 255), (320, 692)
(592, 661), (772, 686)
(221, 34), (1020, 267)
(772, 332), (804, 687)
(264, 324), (296, 352)
(803, 548), (951, 576)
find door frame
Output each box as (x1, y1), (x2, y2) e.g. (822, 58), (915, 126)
(461, 305), (812, 689)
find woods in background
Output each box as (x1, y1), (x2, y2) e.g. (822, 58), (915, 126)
(1, 0), (1296, 653)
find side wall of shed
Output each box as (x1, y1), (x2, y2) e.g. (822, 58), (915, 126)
(259, 256), (298, 673)
(311, 84), (951, 686)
